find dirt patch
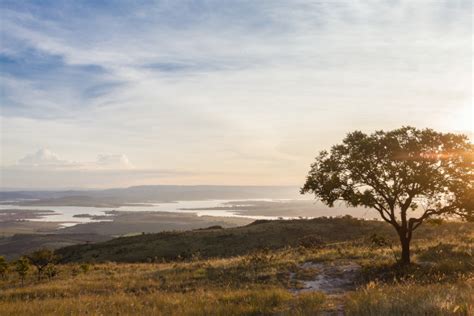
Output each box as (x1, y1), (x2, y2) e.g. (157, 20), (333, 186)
(290, 261), (361, 315)
(290, 261), (361, 294)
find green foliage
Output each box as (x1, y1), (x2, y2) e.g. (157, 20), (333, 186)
(297, 234), (324, 248)
(80, 263), (91, 274)
(28, 248), (57, 281)
(0, 256), (8, 279)
(14, 257), (30, 285)
(44, 264), (59, 280)
(369, 233), (390, 247)
(301, 127), (473, 265)
(56, 217), (392, 263)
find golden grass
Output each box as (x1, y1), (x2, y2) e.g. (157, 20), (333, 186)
(0, 289), (299, 316)
(346, 279), (473, 316)
(0, 254), (326, 315)
(0, 227), (472, 315)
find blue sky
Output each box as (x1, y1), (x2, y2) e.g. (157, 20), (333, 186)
(0, 0), (472, 188)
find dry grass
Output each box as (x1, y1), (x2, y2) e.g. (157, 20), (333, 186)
(0, 289), (298, 316)
(346, 279), (473, 316)
(0, 254), (326, 315)
(0, 221), (472, 315)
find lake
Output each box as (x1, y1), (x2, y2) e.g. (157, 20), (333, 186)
(0, 199), (291, 226)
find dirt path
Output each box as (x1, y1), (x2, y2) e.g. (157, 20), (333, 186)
(290, 261), (361, 315)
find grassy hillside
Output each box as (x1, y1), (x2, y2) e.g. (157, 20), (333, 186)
(0, 219), (472, 315)
(56, 217), (386, 262)
(57, 217), (471, 263)
(0, 233), (111, 260)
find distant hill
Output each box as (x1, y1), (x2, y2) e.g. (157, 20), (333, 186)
(0, 233), (111, 260)
(1, 185), (301, 207)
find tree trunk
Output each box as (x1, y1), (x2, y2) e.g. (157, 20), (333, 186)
(399, 235), (411, 265)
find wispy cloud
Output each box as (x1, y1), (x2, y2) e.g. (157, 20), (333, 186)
(14, 149), (133, 170)
(0, 0), (471, 188)
(18, 148), (78, 168)
(1, 148), (287, 189)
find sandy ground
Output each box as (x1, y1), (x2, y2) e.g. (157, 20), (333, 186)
(290, 261), (361, 315)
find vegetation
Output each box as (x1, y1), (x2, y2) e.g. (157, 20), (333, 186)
(27, 249), (57, 281)
(0, 218), (472, 315)
(2, 124), (473, 315)
(346, 280), (472, 315)
(0, 256), (7, 279)
(55, 216), (467, 263)
(0, 233), (111, 260)
(302, 127), (473, 265)
(14, 257), (30, 286)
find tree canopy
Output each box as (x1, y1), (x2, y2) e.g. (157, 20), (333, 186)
(301, 127), (473, 264)
(28, 248), (57, 281)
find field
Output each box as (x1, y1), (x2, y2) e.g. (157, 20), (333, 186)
(0, 218), (472, 315)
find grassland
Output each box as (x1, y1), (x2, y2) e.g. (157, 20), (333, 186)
(56, 216), (468, 263)
(0, 218), (472, 315)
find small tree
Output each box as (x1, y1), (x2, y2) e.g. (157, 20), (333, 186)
(0, 256), (8, 279)
(44, 264), (59, 280)
(28, 248), (57, 281)
(15, 257), (30, 286)
(302, 127), (473, 265)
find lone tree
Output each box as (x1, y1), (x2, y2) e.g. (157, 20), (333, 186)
(28, 248), (57, 281)
(301, 127), (473, 265)
(15, 257), (30, 286)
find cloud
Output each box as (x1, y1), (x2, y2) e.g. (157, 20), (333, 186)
(15, 149), (134, 170)
(0, 1), (471, 188)
(96, 154), (134, 169)
(18, 148), (75, 167)
(1, 149), (289, 189)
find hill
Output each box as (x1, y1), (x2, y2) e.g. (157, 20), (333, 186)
(56, 217), (470, 263)
(1, 185), (300, 207)
(1, 218), (472, 315)
(0, 233), (111, 260)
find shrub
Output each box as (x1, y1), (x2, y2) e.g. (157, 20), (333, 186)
(44, 264), (59, 280)
(28, 248), (57, 281)
(0, 256), (8, 279)
(80, 263), (91, 274)
(14, 257), (30, 286)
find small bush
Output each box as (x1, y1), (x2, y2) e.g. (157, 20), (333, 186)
(80, 263), (91, 274)
(44, 264), (59, 280)
(0, 256), (8, 279)
(297, 235), (325, 248)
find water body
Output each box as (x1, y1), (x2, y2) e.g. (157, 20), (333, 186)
(0, 199), (288, 226)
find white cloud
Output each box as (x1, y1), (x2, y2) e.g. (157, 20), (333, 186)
(18, 148), (74, 167)
(1, 149), (290, 189)
(96, 154), (134, 169)
(15, 149), (134, 170)
(0, 1), (471, 188)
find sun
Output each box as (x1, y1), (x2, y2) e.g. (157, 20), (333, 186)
(447, 103), (473, 140)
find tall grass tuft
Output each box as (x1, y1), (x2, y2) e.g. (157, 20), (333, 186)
(346, 279), (473, 316)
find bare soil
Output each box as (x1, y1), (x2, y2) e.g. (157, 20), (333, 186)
(290, 261), (361, 315)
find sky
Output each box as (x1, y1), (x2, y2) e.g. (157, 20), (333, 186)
(0, 0), (472, 189)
